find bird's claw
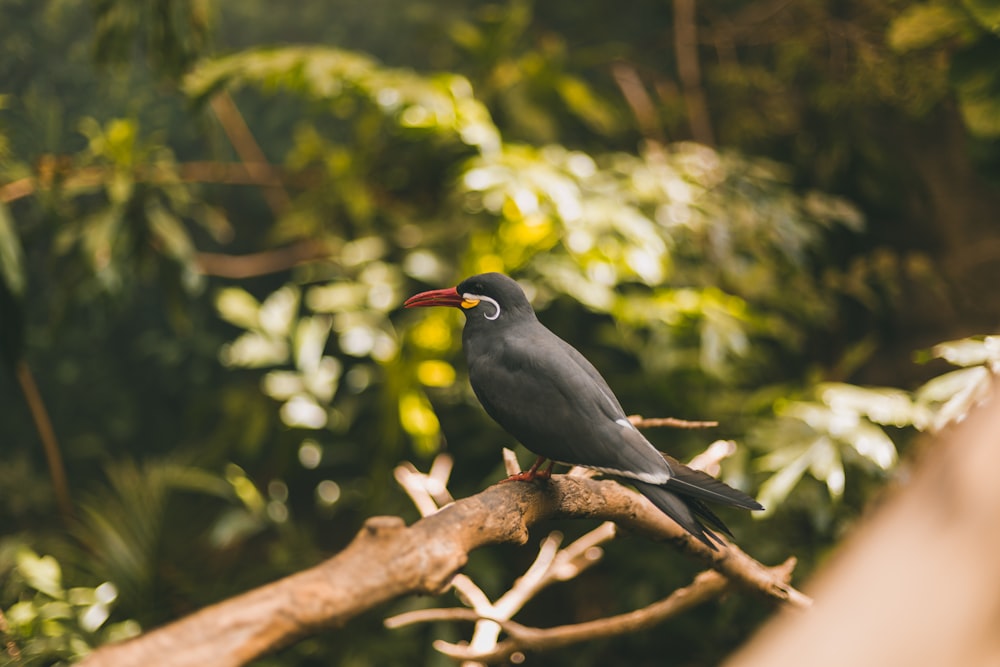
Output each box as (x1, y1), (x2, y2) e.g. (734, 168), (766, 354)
(499, 469), (551, 483)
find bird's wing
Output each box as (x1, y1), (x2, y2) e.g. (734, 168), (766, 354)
(467, 323), (672, 484)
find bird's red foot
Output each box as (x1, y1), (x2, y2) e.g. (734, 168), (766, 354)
(499, 456), (553, 483)
(500, 468), (552, 483)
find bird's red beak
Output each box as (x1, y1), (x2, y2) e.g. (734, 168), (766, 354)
(404, 286), (464, 309)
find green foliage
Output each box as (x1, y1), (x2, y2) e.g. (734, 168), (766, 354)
(92, 0), (212, 80)
(184, 46), (500, 153)
(3, 0), (1000, 664)
(888, 0), (1000, 137)
(1, 544), (140, 665)
(754, 336), (1000, 513)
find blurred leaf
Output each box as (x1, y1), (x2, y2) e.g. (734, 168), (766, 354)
(818, 383), (916, 427)
(0, 200), (25, 298)
(417, 360), (456, 387)
(280, 393), (328, 428)
(398, 390), (441, 455)
(219, 331), (289, 368)
(755, 442), (815, 516)
(183, 46), (500, 152)
(216, 287), (261, 330)
(962, 0), (1000, 33)
(294, 315), (333, 374)
(16, 549), (64, 599)
(0, 200), (25, 367)
(258, 286), (300, 338)
(146, 198), (194, 263)
(555, 74), (620, 135)
(952, 42), (1000, 138)
(932, 335), (1000, 367)
(916, 365), (992, 432)
(888, 3), (977, 52)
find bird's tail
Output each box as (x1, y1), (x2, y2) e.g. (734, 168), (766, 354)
(632, 461), (763, 550)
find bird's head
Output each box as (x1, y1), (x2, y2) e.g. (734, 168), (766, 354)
(404, 272), (534, 324)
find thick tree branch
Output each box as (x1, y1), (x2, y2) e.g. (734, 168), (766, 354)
(81, 475), (806, 667)
(726, 380), (1000, 667)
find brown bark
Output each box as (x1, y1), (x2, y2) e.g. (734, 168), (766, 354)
(726, 381), (1000, 667)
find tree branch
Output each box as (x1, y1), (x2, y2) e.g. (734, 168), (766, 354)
(193, 239), (331, 278)
(391, 557), (795, 663)
(0, 162), (314, 204)
(673, 0), (716, 145)
(208, 92), (292, 217)
(15, 359), (72, 521)
(628, 414), (719, 429)
(726, 380), (1000, 667)
(438, 570), (729, 663)
(80, 475), (806, 667)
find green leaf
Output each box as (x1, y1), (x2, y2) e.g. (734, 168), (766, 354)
(183, 46), (499, 151)
(146, 199), (194, 263)
(755, 442), (814, 516)
(962, 0), (1000, 33)
(932, 335), (1000, 367)
(16, 549), (64, 599)
(952, 43), (1000, 137)
(215, 287), (262, 330)
(0, 200), (25, 298)
(917, 365), (992, 431)
(888, 3), (977, 52)
(818, 383), (915, 427)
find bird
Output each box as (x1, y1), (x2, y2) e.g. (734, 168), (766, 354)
(404, 272), (762, 548)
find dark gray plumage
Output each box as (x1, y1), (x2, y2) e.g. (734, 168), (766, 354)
(404, 272), (762, 548)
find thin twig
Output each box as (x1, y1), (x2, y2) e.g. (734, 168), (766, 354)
(628, 414), (719, 429)
(673, 0), (716, 145)
(611, 62), (665, 142)
(193, 240), (331, 278)
(15, 360), (72, 521)
(208, 92), (291, 216)
(0, 608), (23, 663)
(419, 569), (734, 663)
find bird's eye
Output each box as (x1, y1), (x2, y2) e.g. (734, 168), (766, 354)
(462, 292), (501, 320)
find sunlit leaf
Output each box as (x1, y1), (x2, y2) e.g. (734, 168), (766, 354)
(417, 360), (456, 387)
(925, 366), (992, 431)
(219, 332), (288, 368)
(16, 549), (64, 599)
(932, 335), (1000, 367)
(849, 422), (898, 470)
(215, 287), (261, 330)
(261, 370), (304, 400)
(294, 315), (333, 374)
(0, 200), (26, 298)
(398, 390), (441, 454)
(146, 198), (194, 262)
(258, 286), (300, 338)
(755, 442), (815, 517)
(888, 3), (976, 52)
(818, 383), (915, 427)
(280, 394), (328, 428)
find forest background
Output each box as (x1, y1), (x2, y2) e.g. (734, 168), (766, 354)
(3, 0), (1000, 664)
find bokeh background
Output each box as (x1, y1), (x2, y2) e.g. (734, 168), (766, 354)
(3, 0), (1000, 664)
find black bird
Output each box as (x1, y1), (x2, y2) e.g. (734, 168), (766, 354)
(404, 272), (762, 548)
